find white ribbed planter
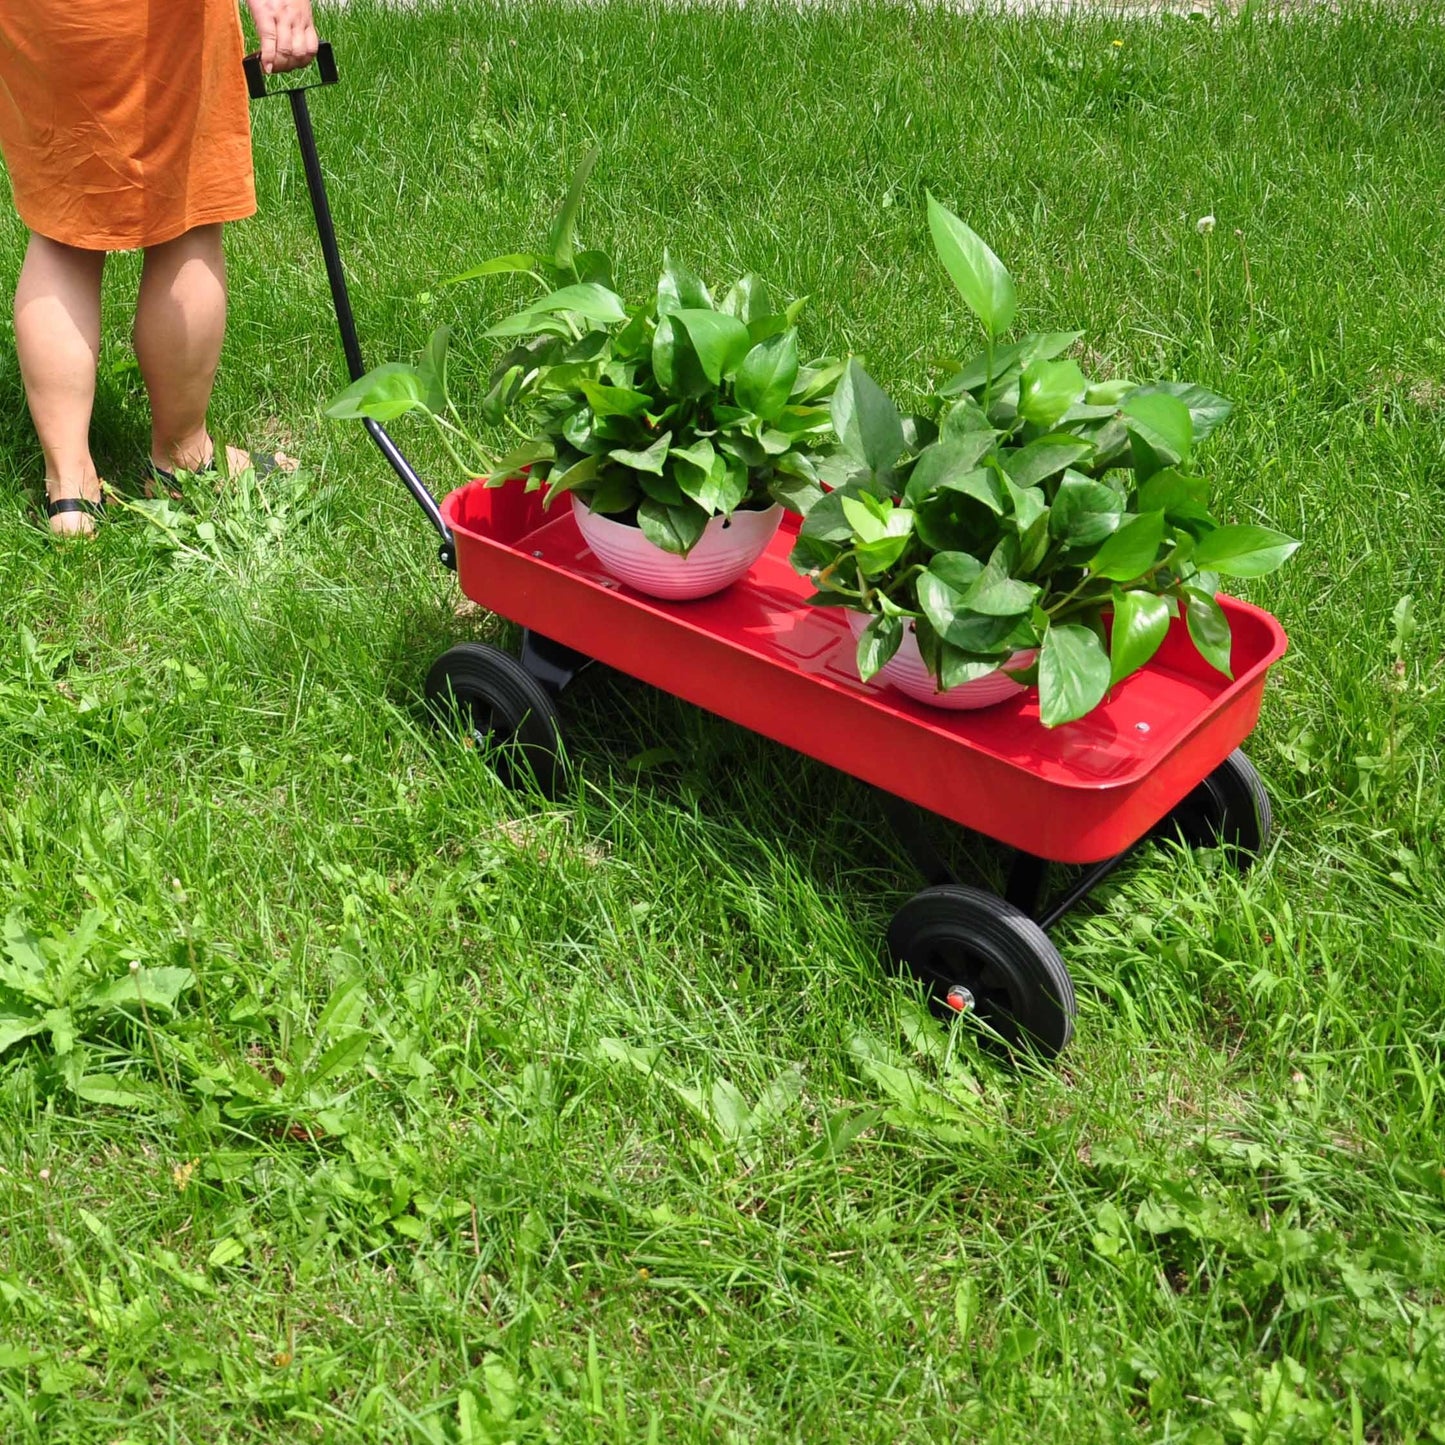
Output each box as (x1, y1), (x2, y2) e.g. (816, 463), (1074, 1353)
(846, 612), (1035, 711)
(572, 496), (782, 601)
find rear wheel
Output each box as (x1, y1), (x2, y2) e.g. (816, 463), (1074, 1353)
(424, 643), (567, 796)
(1162, 749), (1271, 866)
(886, 885), (1076, 1056)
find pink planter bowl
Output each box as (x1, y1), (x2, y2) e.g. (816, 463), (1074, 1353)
(847, 612), (1035, 711)
(571, 496), (783, 601)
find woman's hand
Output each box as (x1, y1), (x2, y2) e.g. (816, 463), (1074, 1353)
(245, 0), (320, 75)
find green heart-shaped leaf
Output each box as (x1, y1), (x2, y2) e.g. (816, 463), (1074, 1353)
(546, 145), (599, 273)
(1191, 524), (1300, 578)
(1050, 476), (1124, 547)
(671, 310), (752, 386)
(1039, 623), (1112, 727)
(721, 273), (773, 324)
(905, 436), (1000, 506)
(578, 381), (654, 418)
(1122, 392), (1194, 465)
(530, 283), (627, 325)
(962, 559), (1039, 618)
(1089, 511), (1167, 582)
(856, 615), (904, 681)
(832, 360), (905, 476)
(657, 254), (713, 316)
(1128, 381), (1232, 442)
(326, 363), (433, 423)
(1004, 437), (1095, 490)
(1184, 587), (1234, 677)
(1017, 359), (1086, 430)
(638, 497), (709, 555)
(611, 432), (672, 476)
(735, 330), (800, 421)
(1109, 590), (1171, 685)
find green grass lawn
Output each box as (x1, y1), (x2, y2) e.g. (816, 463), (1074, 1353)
(2, 2), (1444, 1440)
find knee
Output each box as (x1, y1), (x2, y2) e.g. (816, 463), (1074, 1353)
(145, 223), (225, 263)
(26, 231), (108, 272)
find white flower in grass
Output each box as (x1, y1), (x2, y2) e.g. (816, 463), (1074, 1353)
(1196, 215), (1216, 235)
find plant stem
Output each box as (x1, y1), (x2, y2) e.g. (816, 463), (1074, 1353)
(429, 414), (491, 478)
(444, 402), (499, 474)
(1047, 555), (1174, 620)
(1202, 233), (1213, 348)
(1237, 228), (1257, 352)
(1044, 573), (1104, 618)
(133, 966), (179, 1095)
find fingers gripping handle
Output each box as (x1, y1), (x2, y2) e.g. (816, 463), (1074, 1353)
(244, 40), (338, 101)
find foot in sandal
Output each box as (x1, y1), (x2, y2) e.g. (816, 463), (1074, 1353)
(45, 472), (106, 537)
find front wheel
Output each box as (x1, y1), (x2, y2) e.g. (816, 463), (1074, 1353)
(886, 885), (1076, 1056)
(424, 643), (567, 796)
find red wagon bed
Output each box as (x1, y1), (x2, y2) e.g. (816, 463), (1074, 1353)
(443, 479), (1287, 867)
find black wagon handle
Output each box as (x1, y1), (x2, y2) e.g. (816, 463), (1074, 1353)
(243, 40), (339, 101)
(246, 41), (456, 569)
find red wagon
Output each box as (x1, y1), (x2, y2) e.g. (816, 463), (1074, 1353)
(254, 50), (1288, 1055)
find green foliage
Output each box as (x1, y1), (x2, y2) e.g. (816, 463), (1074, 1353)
(927, 195), (1017, 338)
(330, 158), (839, 556)
(794, 200), (1298, 724)
(0, 910), (192, 1108)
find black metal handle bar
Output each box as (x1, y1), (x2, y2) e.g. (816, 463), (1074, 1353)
(243, 39), (339, 100)
(245, 42), (456, 569)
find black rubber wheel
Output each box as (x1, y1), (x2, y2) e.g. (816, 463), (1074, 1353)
(1161, 748), (1272, 866)
(424, 643), (567, 796)
(886, 885), (1076, 1056)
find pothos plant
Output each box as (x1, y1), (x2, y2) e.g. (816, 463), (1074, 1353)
(793, 197), (1300, 727)
(329, 150), (839, 554)
(477, 257), (841, 554)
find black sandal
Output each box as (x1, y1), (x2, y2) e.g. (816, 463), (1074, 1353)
(46, 497), (104, 519)
(147, 449), (290, 499)
(46, 485), (106, 530)
(243, 451), (285, 480)
(225, 449), (289, 481)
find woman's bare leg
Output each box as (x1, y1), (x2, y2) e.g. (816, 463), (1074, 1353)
(135, 223), (227, 476)
(13, 234), (106, 536)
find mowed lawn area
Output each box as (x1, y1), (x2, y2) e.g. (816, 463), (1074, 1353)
(2, 3), (1443, 1440)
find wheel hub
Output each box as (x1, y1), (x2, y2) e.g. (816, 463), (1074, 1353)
(944, 984), (976, 1014)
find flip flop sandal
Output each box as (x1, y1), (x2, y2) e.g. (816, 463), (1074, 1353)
(46, 483), (107, 531)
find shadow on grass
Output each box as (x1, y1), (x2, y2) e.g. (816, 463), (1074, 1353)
(371, 577), (1172, 916)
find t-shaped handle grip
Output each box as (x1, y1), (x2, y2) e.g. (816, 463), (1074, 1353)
(244, 40), (338, 101)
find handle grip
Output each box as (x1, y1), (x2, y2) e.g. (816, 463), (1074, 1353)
(244, 40), (338, 101)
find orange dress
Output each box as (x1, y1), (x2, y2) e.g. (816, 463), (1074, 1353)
(0, 0), (255, 251)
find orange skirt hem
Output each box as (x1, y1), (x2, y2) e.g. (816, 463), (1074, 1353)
(18, 198), (259, 254)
